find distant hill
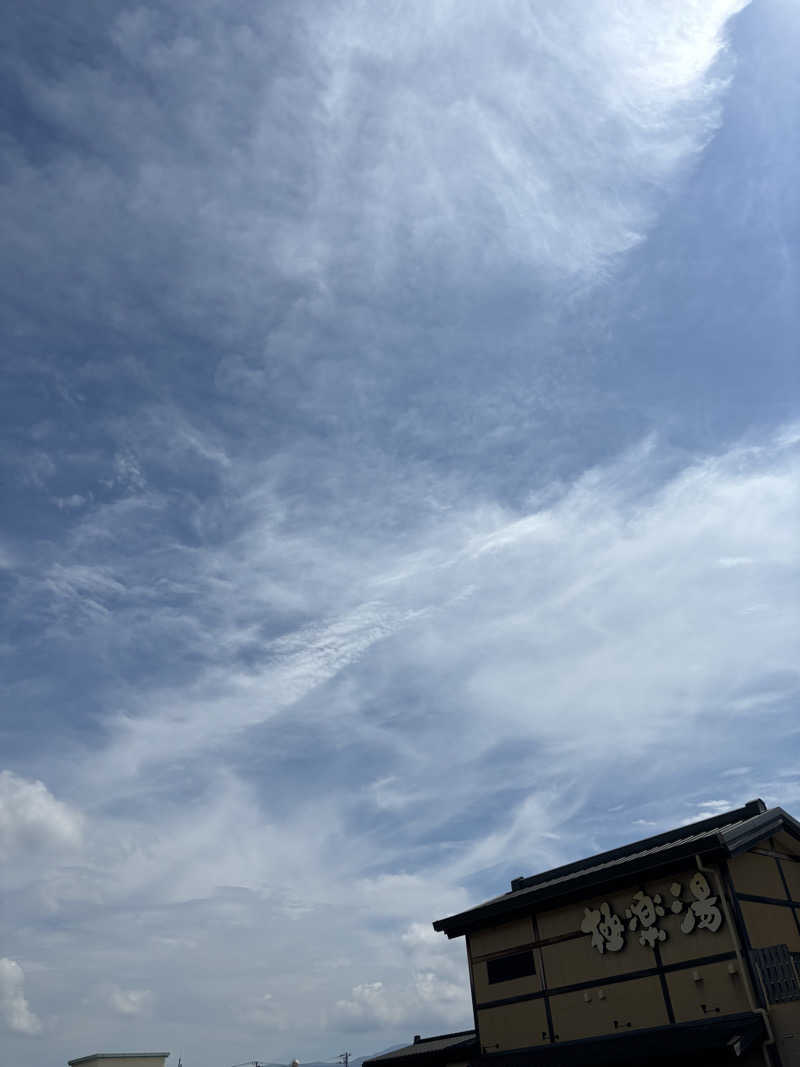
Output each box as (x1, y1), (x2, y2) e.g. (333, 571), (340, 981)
(258, 1047), (407, 1067)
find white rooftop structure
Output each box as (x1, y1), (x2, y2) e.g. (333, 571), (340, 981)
(68, 1054), (170, 1067)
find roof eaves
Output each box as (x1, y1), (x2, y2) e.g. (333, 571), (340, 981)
(722, 807), (800, 855)
(777, 808), (800, 843)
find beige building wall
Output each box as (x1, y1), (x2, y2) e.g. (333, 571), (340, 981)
(549, 975), (668, 1041)
(665, 958), (751, 1022)
(468, 861), (765, 1054)
(477, 999), (550, 1052)
(469, 916), (533, 958)
(729, 837), (800, 1066)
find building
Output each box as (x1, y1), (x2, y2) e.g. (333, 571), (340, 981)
(364, 799), (800, 1067)
(68, 1054), (170, 1067)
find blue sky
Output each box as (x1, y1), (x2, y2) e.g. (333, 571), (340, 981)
(1, 1), (799, 1064)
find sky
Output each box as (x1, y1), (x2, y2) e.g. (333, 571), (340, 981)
(1, 1), (799, 1064)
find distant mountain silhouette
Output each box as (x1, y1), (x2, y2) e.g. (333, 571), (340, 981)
(256, 1048), (407, 1067)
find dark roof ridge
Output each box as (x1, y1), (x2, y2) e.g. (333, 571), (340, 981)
(508, 798), (766, 893)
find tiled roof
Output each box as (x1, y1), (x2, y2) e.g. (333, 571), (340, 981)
(434, 799), (800, 937)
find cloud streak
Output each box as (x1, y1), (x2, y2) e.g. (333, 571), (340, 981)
(4, 423), (799, 1061)
(4, 1), (800, 1065)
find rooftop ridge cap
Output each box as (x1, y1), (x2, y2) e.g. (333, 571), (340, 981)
(508, 799), (765, 893)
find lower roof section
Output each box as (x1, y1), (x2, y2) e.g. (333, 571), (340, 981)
(363, 1031), (477, 1067)
(478, 1012), (767, 1067)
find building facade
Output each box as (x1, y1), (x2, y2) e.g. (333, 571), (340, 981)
(365, 800), (800, 1067)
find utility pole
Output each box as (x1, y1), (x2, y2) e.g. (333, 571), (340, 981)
(338, 1052), (350, 1067)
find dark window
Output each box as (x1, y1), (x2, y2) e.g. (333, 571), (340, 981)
(752, 945), (800, 1003)
(486, 950), (536, 984)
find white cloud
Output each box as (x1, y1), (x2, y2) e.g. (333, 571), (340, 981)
(332, 972), (468, 1034)
(313, 0), (749, 288)
(0, 0), (749, 396)
(0, 959), (42, 1036)
(103, 985), (154, 1017)
(236, 992), (289, 1031)
(0, 772), (83, 863)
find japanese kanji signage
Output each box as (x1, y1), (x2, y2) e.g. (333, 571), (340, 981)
(580, 872), (723, 954)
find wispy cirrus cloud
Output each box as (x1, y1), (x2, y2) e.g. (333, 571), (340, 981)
(4, 424), (799, 1062)
(39, 424), (797, 807)
(4, 1), (800, 1065)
